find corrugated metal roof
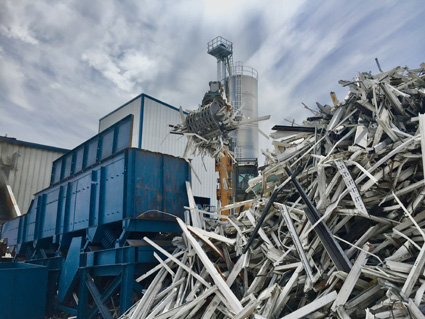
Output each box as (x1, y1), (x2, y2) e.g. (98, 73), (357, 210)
(99, 93), (188, 123)
(0, 136), (69, 153)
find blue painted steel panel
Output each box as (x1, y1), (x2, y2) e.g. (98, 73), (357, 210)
(85, 139), (98, 169)
(116, 119), (132, 151)
(0, 262), (48, 319)
(73, 146), (85, 174)
(64, 181), (76, 233)
(84, 246), (162, 267)
(103, 157), (125, 224)
(34, 194), (45, 241)
(89, 171), (99, 227)
(58, 237), (82, 303)
(100, 130), (114, 159)
(55, 185), (66, 235)
(62, 155), (73, 181)
(51, 160), (62, 184)
(138, 95), (145, 148)
(25, 199), (37, 243)
(0, 217), (19, 246)
(163, 155), (189, 219)
(73, 173), (92, 231)
(2, 148), (190, 253)
(0, 144), (190, 318)
(132, 151), (189, 220)
(135, 151), (164, 213)
(50, 115), (133, 185)
(41, 188), (60, 238)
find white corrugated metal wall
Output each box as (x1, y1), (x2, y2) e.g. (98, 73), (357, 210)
(0, 141), (65, 214)
(141, 96), (216, 206)
(98, 94), (217, 207)
(99, 96), (142, 147)
(140, 96), (185, 157)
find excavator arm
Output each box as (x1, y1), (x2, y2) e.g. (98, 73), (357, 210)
(171, 81), (268, 215)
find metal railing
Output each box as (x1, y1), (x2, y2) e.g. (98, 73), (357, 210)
(231, 61), (258, 79)
(207, 36), (233, 54)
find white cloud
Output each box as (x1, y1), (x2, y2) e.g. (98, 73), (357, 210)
(0, 0), (424, 157)
(81, 48), (159, 93)
(0, 24), (38, 45)
(119, 51), (157, 76)
(82, 49), (133, 92)
(0, 57), (32, 110)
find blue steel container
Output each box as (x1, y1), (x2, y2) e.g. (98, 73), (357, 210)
(1, 148), (190, 253)
(0, 262), (48, 319)
(50, 114), (133, 185)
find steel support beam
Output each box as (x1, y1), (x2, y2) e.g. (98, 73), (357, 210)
(88, 274), (122, 319)
(77, 268), (90, 319)
(120, 264), (135, 315)
(285, 167), (352, 272)
(242, 185), (283, 254)
(85, 273), (113, 319)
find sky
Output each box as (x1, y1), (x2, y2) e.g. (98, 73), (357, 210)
(1, 0), (425, 163)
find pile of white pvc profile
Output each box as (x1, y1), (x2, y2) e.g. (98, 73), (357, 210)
(122, 63), (425, 319)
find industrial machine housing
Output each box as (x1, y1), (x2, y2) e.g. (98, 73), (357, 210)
(1, 114), (191, 318)
(98, 93), (216, 209)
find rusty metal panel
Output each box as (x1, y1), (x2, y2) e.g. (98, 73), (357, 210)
(141, 96), (217, 207)
(131, 150), (189, 220)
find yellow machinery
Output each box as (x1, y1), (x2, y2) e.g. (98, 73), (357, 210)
(215, 147), (233, 216)
(171, 81), (263, 214)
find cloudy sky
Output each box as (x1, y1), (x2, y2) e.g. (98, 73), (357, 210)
(1, 0), (424, 160)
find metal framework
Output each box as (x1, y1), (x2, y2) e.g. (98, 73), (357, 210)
(207, 36), (233, 83)
(1, 116), (190, 318)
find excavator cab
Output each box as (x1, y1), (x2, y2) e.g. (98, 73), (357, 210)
(233, 158), (258, 202)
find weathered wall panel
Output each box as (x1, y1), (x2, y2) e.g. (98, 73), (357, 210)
(0, 139), (66, 215)
(141, 97), (184, 157)
(99, 96), (141, 147)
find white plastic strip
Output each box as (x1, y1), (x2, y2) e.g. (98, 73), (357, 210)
(345, 160), (378, 185)
(280, 291), (337, 319)
(177, 218), (243, 314)
(334, 159), (368, 216)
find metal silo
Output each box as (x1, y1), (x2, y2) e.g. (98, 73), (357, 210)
(226, 62), (259, 159)
(207, 37), (259, 203)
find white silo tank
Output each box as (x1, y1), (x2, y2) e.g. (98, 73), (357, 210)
(226, 62), (259, 159)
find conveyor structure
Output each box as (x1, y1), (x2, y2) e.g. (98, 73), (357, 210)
(0, 115), (190, 318)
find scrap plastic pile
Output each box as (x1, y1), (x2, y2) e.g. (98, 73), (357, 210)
(171, 81), (269, 161)
(123, 63), (425, 319)
(170, 81), (243, 159)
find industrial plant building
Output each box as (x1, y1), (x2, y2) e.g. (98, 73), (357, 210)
(0, 36), (263, 318)
(98, 93), (217, 208)
(0, 136), (68, 223)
